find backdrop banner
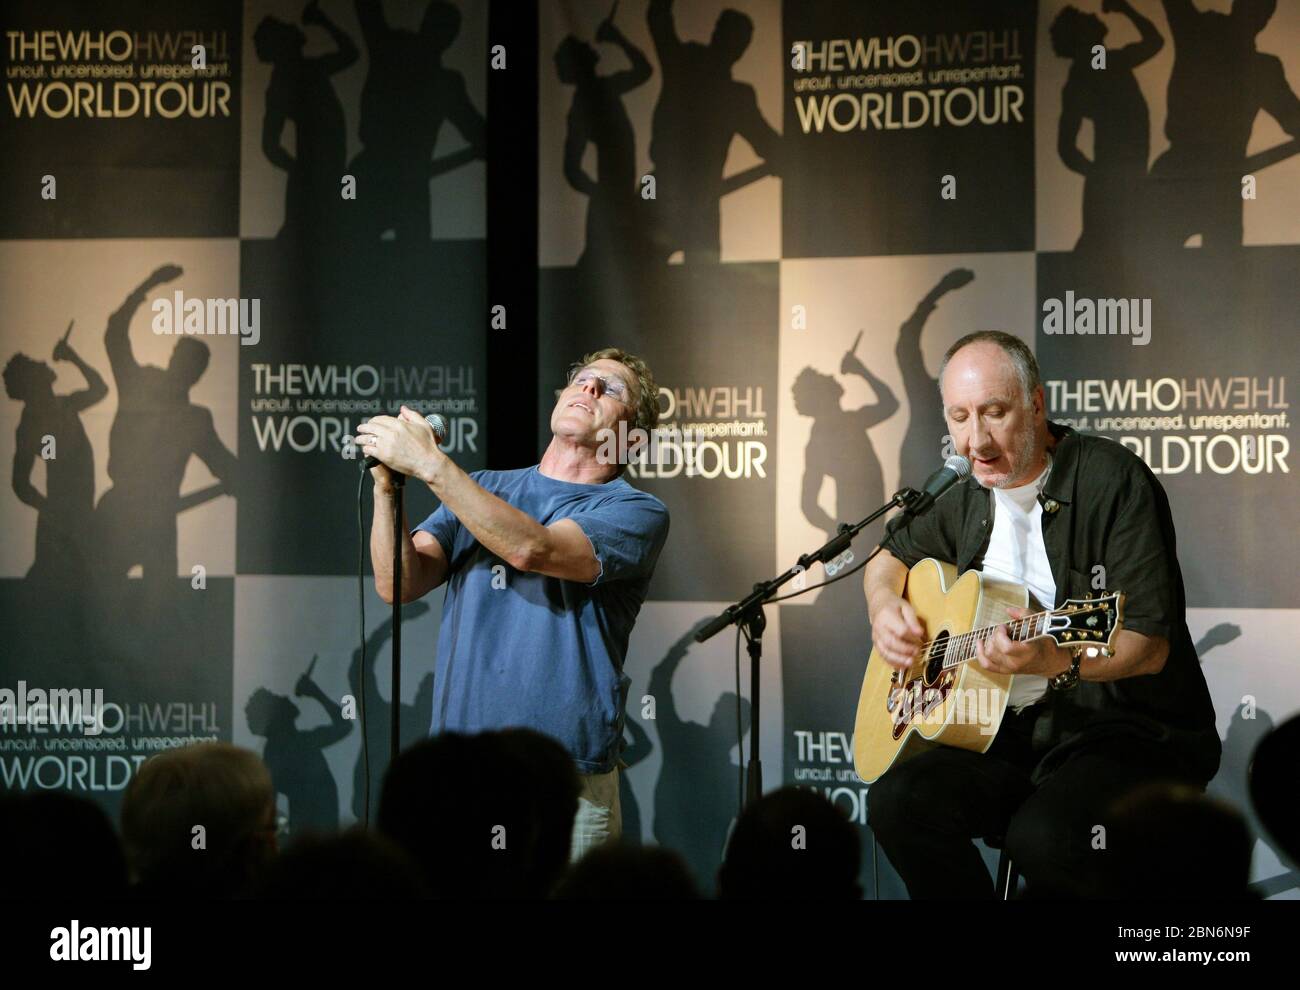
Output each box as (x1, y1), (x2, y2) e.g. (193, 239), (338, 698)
(538, 0), (1299, 897)
(1, 0), (488, 831)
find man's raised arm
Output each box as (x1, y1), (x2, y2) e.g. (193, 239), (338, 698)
(363, 407), (604, 585)
(106, 265), (182, 385)
(647, 0), (681, 61)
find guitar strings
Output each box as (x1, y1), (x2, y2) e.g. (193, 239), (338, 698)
(897, 604), (1107, 678)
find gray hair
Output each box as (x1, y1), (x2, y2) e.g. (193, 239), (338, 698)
(939, 330), (1041, 406)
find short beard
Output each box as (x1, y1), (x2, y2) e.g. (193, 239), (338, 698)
(978, 414), (1041, 490)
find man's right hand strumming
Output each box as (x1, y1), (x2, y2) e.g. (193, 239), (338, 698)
(871, 594), (928, 671)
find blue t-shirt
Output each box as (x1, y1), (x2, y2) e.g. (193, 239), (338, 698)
(413, 466), (669, 773)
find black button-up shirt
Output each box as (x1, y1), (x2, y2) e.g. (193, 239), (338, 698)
(881, 420), (1221, 785)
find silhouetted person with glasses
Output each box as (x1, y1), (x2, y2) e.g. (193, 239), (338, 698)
(4, 325), (105, 583)
(1150, 0), (1300, 248)
(556, 3), (653, 269)
(1052, 0), (1162, 255)
(646, 0), (782, 263)
(94, 265), (236, 593)
(350, 0), (486, 240)
(254, 1), (358, 241)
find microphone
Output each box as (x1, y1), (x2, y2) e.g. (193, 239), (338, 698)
(903, 454), (971, 517)
(361, 413), (448, 471)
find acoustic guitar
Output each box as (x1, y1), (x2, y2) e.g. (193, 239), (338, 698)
(853, 558), (1124, 784)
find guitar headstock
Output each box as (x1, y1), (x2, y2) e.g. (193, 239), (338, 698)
(1045, 592), (1125, 656)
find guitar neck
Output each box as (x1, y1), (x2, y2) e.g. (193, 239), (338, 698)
(930, 611), (1052, 671)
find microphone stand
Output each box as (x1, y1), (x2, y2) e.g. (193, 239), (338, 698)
(365, 414), (446, 766)
(388, 470), (406, 764)
(695, 487), (923, 808)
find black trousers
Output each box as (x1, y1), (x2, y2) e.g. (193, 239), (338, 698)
(867, 702), (1203, 899)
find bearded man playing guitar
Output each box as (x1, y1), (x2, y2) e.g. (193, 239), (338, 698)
(862, 331), (1220, 899)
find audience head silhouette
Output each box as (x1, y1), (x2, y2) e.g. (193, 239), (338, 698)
(378, 729), (579, 898)
(254, 828), (428, 899)
(121, 742), (277, 898)
(718, 787), (862, 899)
(0, 792), (128, 898)
(1249, 712), (1300, 870)
(1099, 782), (1253, 899)
(555, 844), (699, 899)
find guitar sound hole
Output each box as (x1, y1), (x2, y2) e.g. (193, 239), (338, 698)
(925, 630), (949, 684)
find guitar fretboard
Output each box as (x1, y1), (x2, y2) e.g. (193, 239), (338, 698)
(918, 611), (1050, 671)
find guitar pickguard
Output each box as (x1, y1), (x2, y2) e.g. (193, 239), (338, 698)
(886, 666), (958, 740)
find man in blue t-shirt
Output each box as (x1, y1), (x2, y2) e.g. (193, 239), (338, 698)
(358, 348), (668, 861)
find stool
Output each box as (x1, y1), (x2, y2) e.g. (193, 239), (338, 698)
(870, 834), (1018, 900)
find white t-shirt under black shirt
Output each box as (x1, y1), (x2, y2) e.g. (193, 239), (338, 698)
(979, 459), (1054, 713)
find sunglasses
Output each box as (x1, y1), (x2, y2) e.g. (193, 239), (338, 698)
(567, 365), (633, 403)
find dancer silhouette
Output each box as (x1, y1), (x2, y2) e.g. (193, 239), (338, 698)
(649, 619), (750, 885)
(348, 603), (433, 824)
(895, 269), (975, 493)
(646, 0), (782, 263)
(1052, 0), (1162, 254)
(350, 0), (486, 241)
(246, 657), (353, 834)
(556, 2), (653, 269)
(254, 1), (358, 241)
(93, 266), (236, 593)
(4, 324), (105, 584)
(793, 335), (897, 541)
(782, 339), (896, 785)
(1150, 0), (1300, 248)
